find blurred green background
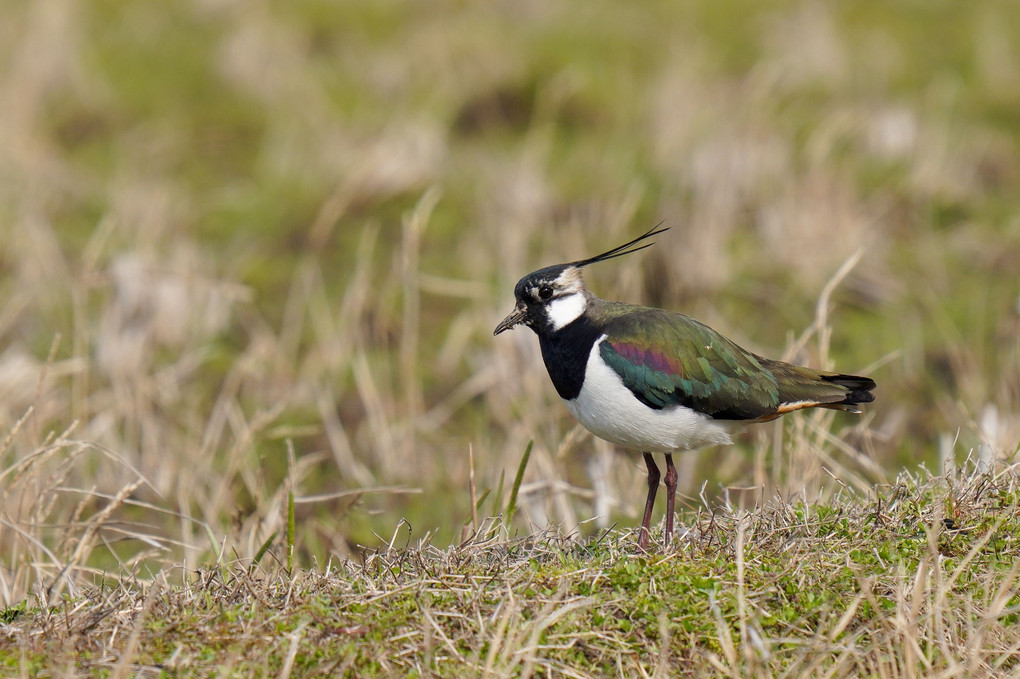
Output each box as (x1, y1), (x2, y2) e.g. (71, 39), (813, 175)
(1, 0), (1018, 594)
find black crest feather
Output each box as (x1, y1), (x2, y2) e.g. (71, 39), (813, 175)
(573, 224), (668, 268)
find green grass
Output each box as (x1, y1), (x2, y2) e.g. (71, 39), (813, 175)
(1, 0), (1019, 675)
(6, 467), (1020, 676)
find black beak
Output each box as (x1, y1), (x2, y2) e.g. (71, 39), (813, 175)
(494, 302), (527, 335)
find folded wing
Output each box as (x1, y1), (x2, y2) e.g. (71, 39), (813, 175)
(600, 308), (875, 421)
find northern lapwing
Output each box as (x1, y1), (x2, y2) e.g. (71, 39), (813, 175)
(494, 227), (876, 550)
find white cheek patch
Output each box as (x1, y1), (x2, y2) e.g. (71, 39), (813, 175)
(547, 292), (587, 331)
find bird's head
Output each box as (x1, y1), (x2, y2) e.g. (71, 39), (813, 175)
(494, 263), (588, 336)
(494, 225), (667, 337)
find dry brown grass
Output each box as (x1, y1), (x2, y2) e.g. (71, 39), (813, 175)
(4, 465), (1020, 676)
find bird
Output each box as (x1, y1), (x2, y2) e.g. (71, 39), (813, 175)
(494, 226), (876, 551)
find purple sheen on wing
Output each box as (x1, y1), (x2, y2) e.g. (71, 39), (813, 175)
(610, 341), (685, 376)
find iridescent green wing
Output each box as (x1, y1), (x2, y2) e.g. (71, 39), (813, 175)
(599, 308), (783, 420)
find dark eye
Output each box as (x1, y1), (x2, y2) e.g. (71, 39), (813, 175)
(538, 285), (553, 301)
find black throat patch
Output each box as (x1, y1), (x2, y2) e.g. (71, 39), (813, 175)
(537, 315), (603, 400)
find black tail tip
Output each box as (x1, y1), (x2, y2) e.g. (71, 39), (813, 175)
(824, 373), (877, 405)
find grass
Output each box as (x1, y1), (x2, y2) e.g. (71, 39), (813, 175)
(1, 0), (1019, 675)
(5, 465), (1020, 676)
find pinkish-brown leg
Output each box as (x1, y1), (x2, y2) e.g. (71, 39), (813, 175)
(663, 454), (678, 548)
(638, 452), (660, 551)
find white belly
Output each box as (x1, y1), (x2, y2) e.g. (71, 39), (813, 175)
(563, 336), (736, 454)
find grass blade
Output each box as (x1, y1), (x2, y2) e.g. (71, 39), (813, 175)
(287, 488), (296, 572)
(504, 440), (533, 528)
(254, 531), (277, 565)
